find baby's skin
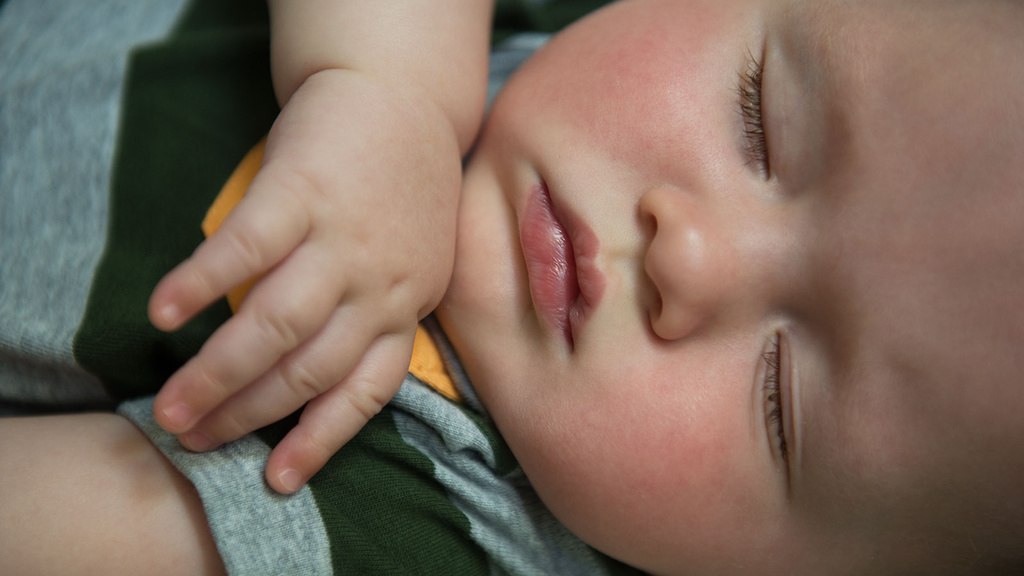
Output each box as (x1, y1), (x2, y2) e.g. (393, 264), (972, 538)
(31, 0), (1019, 573)
(146, 0), (493, 494)
(437, 0), (1024, 574)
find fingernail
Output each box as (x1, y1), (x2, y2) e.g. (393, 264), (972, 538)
(278, 469), (304, 493)
(158, 303), (181, 327)
(162, 403), (193, 429)
(183, 430), (215, 452)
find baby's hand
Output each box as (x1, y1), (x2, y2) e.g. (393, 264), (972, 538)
(148, 69), (461, 494)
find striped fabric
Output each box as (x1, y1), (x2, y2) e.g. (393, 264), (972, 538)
(0, 1), (642, 574)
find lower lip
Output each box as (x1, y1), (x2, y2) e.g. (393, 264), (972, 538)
(520, 182), (603, 347)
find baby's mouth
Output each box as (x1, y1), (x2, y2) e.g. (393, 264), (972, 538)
(520, 181), (604, 349)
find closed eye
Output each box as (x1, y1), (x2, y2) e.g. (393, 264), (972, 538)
(739, 46), (770, 179)
(763, 333), (789, 466)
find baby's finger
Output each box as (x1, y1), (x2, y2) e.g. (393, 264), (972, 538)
(148, 173), (310, 331)
(153, 246), (343, 434)
(176, 302), (376, 449)
(265, 331), (415, 494)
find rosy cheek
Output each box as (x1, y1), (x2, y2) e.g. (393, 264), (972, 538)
(509, 362), (751, 563)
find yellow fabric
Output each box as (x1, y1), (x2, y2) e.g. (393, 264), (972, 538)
(409, 325), (461, 402)
(203, 138), (461, 403)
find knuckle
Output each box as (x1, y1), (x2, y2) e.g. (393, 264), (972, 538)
(295, 425), (334, 463)
(252, 305), (303, 353)
(266, 162), (328, 205)
(279, 362), (324, 401)
(185, 261), (217, 300)
(193, 360), (232, 403)
(340, 382), (388, 423)
(211, 409), (252, 442)
(223, 228), (265, 275)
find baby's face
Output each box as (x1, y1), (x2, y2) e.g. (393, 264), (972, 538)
(438, 0), (1024, 573)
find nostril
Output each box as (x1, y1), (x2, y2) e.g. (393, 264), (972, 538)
(640, 203), (658, 238)
(638, 189), (665, 239)
(638, 185), (722, 341)
(649, 285), (663, 325)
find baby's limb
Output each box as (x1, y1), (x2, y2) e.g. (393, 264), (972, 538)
(148, 0), (493, 494)
(0, 414), (225, 575)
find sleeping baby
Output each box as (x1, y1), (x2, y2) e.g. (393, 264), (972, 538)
(2, 0), (1023, 574)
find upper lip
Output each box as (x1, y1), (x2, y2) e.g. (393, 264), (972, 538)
(520, 179), (605, 349)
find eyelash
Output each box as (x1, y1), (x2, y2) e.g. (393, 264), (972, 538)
(739, 49), (770, 177)
(763, 334), (789, 464)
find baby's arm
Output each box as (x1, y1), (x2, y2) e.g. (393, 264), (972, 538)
(0, 414), (225, 575)
(148, 0), (493, 494)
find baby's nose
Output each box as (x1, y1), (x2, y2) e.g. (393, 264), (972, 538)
(639, 186), (741, 341)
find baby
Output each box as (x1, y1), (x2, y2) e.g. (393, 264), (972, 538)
(442, 0), (1024, 574)
(439, 0), (1024, 573)
(4, 0), (1024, 574)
